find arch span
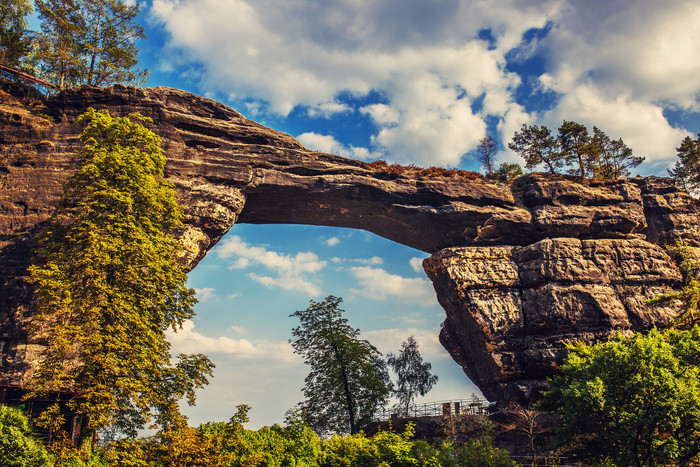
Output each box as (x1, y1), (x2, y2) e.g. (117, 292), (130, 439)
(0, 84), (698, 405)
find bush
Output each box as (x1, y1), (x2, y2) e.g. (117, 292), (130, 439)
(0, 406), (51, 467)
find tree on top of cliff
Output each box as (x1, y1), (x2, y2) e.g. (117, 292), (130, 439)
(34, 0), (148, 89)
(668, 133), (700, 196)
(387, 336), (438, 417)
(0, 0), (34, 70)
(509, 121), (643, 179)
(289, 295), (391, 436)
(27, 108), (213, 438)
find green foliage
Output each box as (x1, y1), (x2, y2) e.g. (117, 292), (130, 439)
(0, 0), (33, 69)
(493, 162), (523, 181)
(668, 133), (700, 195)
(436, 439), (516, 467)
(34, 0), (147, 89)
(508, 124), (561, 174)
(27, 108), (213, 438)
(320, 424), (417, 467)
(540, 328), (700, 466)
(508, 121), (643, 179)
(387, 336), (438, 417)
(647, 240), (700, 329)
(0, 406), (51, 467)
(289, 296), (392, 436)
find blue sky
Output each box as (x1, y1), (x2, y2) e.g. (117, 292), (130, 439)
(107, 0), (700, 428)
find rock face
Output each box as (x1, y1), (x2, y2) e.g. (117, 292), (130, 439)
(1, 82), (698, 405)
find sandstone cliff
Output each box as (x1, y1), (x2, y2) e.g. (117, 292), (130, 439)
(1, 81), (698, 404)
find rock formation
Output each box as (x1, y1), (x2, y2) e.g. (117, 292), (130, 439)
(1, 82), (698, 405)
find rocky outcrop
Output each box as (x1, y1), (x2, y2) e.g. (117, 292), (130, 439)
(1, 82), (698, 405)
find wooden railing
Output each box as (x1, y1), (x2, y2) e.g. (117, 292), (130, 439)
(0, 63), (57, 91)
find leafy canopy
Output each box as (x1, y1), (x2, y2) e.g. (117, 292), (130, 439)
(508, 121), (643, 179)
(28, 108), (213, 437)
(387, 335), (438, 417)
(289, 295), (391, 436)
(668, 133), (700, 196)
(0, 406), (51, 467)
(646, 240), (700, 329)
(540, 328), (700, 466)
(34, 0), (148, 89)
(0, 0), (33, 70)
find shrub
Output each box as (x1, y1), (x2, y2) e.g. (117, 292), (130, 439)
(0, 406), (51, 467)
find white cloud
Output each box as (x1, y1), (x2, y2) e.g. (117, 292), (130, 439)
(528, 0), (700, 165)
(195, 287), (216, 302)
(214, 236), (326, 296)
(349, 266), (437, 307)
(297, 132), (378, 160)
(150, 0), (700, 171)
(325, 237), (341, 247)
(231, 325), (249, 335)
(409, 257), (425, 273)
(149, 0), (547, 167)
(167, 320), (298, 362)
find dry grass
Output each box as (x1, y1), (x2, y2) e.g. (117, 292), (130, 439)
(364, 160), (483, 180)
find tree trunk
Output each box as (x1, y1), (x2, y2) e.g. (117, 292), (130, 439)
(332, 342), (355, 434)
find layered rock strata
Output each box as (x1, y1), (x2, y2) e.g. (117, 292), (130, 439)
(1, 82), (698, 405)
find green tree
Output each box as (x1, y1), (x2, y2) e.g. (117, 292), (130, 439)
(34, 0), (82, 89)
(80, 0), (148, 86)
(493, 162), (524, 181)
(668, 133), (700, 195)
(590, 126), (644, 179)
(27, 108), (213, 439)
(0, 0), (33, 69)
(508, 124), (562, 174)
(647, 240), (700, 329)
(387, 336), (438, 417)
(476, 135), (498, 177)
(540, 328), (700, 466)
(290, 295), (392, 436)
(34, 0), (147, 89)
(509, 121), (642, 179)
(558, 120), (592, 178)
(0, 406), (51, 467)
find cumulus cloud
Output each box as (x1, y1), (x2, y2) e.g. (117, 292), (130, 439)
(194, 287), (216, 302)
(148, 0), (546, 166)
(167, 320), (298, 362)
(409, 257), (425, 273)
(214, 236), (326, 296)
(530, 0), (700, 164)
(297, 132), (378, 160)
(349, 266), (437, 306)
(149, 0), (699, 171)
(325, 237), (341, 246)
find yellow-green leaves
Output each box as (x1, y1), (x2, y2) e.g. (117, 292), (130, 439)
(28, 108), (213, 439)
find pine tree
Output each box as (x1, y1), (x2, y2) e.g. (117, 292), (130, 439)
(668, 133), (700, 195)
(34, 0), (148, 89)
(0, 0), (33, 69)
(28, 108), (213, 437)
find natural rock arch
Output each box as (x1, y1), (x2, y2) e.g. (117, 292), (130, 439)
(1, 83), (698, 405)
